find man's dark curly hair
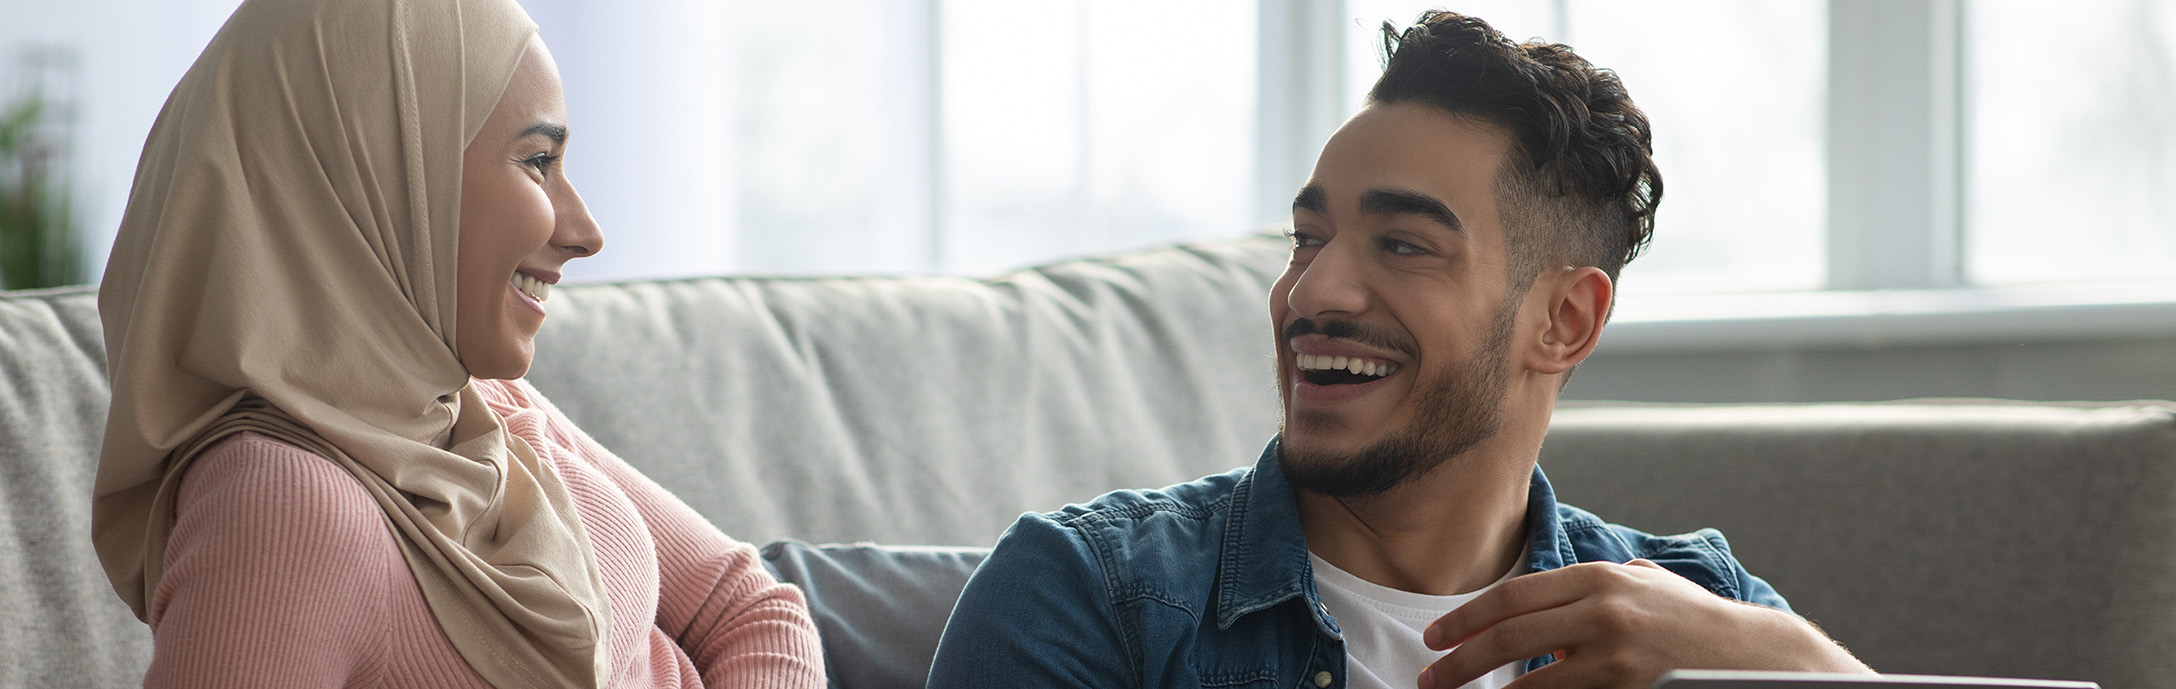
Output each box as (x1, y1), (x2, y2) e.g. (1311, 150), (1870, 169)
(1368, 11), (1660, 288)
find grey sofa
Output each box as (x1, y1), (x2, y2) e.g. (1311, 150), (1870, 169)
(2, 233), (2168, 688)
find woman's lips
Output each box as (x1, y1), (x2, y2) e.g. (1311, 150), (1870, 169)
(509, 271), (547, 315)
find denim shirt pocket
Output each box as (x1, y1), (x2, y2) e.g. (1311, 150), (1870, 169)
(1184, 599), (1335, 689)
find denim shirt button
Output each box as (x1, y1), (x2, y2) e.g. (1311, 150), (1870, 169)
(1313, 670), (1333, 687)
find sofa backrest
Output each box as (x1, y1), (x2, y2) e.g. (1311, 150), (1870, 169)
(3, 233), (2171, 687)
(0, 285), (146, 687)
(526, 235), (1291, 548)
(1541, 402), (2176, 688)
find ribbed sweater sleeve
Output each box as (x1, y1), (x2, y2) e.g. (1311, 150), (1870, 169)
(588, 441), (826, 688)
(145, 433), (393, 688)
(503, 380), (827, 688)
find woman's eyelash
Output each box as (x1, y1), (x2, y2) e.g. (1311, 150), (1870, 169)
(522, 154), (560, 172)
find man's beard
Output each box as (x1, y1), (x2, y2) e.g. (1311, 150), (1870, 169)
(1276, 303), (1515, 498)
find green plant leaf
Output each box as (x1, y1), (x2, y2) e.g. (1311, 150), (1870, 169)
(0, 89), (84, 290)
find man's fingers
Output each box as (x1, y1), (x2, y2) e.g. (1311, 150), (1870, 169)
(1424, 562), (1626, 650)
(1420, 596), (1601, 688)
(1491, 651), (1623, 689)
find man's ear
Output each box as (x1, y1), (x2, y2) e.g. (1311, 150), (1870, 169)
(1526, 266), (1612, 375)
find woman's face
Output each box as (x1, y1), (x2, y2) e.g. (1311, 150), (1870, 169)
(457, 36), (601, 380)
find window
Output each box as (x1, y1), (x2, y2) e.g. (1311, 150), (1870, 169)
(1341, 1), (1829, 297)
(526, 0), (1262, 281)
(28, 0), (2176, 326)
(1965, 0), (2176, 285)
(938, 0), (1259, 276)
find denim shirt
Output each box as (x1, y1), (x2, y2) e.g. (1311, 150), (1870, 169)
(926, 438), (1790, 689)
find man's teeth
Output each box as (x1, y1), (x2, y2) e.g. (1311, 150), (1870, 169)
(1295, 353), (1397, 377)
(512, 271), (549, 303)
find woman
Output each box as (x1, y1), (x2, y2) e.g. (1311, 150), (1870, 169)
(90, 0), (825, 686)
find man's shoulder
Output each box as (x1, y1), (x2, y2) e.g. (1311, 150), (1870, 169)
(934, 465), (1264, 685)
(1039, 464), (1252, 529)
(1552, 502), (1779, 606)
(989, 466), (1254, 589)
(1554, 502), (1731, 558)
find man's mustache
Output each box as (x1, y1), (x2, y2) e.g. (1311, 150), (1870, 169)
(1281, 317), (1419, 358)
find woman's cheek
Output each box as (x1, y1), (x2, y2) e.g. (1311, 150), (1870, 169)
(515, 182), (556, 245)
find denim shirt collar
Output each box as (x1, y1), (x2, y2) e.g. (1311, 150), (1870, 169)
(1212, 438), (1322, 631)
(1214, 437), (1569, 632)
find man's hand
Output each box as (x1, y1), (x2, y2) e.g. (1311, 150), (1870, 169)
(1416, 559), (1870, 689)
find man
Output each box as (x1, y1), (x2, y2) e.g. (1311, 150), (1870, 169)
(927, 11), (1870, 689)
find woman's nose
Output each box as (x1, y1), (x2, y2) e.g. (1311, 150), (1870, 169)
(553, 176), (603, 257)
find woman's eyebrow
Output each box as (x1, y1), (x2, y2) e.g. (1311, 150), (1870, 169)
(518, 122), (567, 145)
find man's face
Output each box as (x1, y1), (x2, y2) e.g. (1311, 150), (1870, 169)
(1272, 103), (1522, 497)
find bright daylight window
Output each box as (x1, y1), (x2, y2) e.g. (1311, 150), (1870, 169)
(527, 0), (1262, 281)
(546, 0), (1836, 287)
(1344, 1), (1829, 297)
(28, 0), (2176, 305)
(939, 0), (1259, 276)
(1965, 0), (2176, 286)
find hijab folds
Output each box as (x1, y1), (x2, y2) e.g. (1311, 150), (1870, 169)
(94, 0), (612, 685)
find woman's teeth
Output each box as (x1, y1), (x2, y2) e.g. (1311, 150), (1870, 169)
(512, 271), (549, 303)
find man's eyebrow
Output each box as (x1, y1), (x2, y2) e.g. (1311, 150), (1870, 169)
(1358, 188), (1463, 233)
(1293, 185), (1327, 214)
(518, 122), (567, 145)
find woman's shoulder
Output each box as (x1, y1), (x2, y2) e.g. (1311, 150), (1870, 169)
(156, 431), (401, 612)
(175, 431), (389, 541)
(150, 432), (410, 670)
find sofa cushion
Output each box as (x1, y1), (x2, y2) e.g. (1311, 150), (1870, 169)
(0, 286), (154, 686)
(527, 234), (1292, 549)
(1542, 400), (2176, 687)
(761, 540), (987, 689)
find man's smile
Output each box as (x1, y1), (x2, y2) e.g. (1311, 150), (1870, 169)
(1295, 353), (1399, 383)
(1289, 335), (1409, 405)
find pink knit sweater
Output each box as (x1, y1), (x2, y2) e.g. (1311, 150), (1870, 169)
(142, 378), (826, 688)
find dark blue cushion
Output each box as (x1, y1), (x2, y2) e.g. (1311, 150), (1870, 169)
(761, 540), (989, 689)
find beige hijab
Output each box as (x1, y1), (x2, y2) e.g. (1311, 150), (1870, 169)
(94, 0), (612, 686)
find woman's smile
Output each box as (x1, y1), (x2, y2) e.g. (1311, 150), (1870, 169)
(510, 269), (551, 314)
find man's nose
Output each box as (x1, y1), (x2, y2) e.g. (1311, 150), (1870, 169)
(1285, 240), (1369, 319)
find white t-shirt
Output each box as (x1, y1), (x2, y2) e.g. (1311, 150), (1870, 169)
(1309, 552), (1527, 689)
